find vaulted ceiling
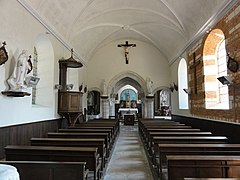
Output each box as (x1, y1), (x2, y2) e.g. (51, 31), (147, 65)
(20, 0), (237, 65)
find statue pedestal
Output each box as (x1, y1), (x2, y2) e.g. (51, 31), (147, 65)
(1, 91), (30, 97)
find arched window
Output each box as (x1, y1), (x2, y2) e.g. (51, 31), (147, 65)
(178, 58), (189, 109)
(203, 29), (229, 109)
(34, 34), (54, 107)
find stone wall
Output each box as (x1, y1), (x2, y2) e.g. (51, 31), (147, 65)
(187, 2), (240, 122)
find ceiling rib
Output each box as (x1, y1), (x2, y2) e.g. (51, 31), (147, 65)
(159, 0), (186, 33)
(169, 0), (239, 65)
(67, 0), (96, 40)
(17, 0), (87, 66)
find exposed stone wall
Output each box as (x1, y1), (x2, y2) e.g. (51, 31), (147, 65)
(188, 2), (240, 122)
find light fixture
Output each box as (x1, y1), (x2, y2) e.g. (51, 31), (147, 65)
(54, 84), (62, 90)
(25, 76), (40, 87)
(183, 88), (191, 95)
(217, 76), (232, 86)
(169, 82), (178, 92)
(79, 83), (83, 92)
(84, 85), (87, 93)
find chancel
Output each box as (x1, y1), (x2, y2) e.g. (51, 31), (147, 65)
(0, 1), (240, 180)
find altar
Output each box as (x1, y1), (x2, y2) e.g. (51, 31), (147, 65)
(118, 108), (138, 115)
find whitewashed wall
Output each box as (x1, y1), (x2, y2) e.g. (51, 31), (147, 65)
(0, 0), (84, 127)
(169, 53), (191, 116)
(87, 40), (172, 117)
(87, 40), (171, 93)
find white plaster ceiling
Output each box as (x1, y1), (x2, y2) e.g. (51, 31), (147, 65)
(21, 0), (237, 65)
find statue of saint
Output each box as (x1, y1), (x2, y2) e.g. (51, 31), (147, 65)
(102, 80), (107, 96)
(7, 50), (32, 91)
(146, 77), (153, 95)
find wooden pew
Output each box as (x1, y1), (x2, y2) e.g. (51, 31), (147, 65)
(58, 128), (115, 152)
(153, 136), (228, 144)
(68, 126), (115, 137)
(0, 161), (88, 180)
(30, 137), (106, 169)
(5, 145), (101, 180)
(83, 119), (119, 132)
(167, 155), (240, 180)
(147, 128), (201, 132)
(75, 120), (119, 137)
(138, 119), (181, 133)
(48, 132), (111, 158)
(158, 143), (240, 179)
(58, 128), (115, 150)
(150, 132), (212, 136)
(184, 178), (240, 180)
(140, 128), (202, 152)
(141, 128), (201, 147)
(146, 131), (212, 151)
(138, 121), (193, 146)
(149, 136), (228, 176)
(144, 132), (213, 158)
(139, 122), (189, 144)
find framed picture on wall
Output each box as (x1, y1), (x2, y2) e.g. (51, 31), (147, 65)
(227, 54), (239, 73)
(0, 41), (8, 65)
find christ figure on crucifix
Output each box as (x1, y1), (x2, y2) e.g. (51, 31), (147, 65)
(117, 41), (136, 64)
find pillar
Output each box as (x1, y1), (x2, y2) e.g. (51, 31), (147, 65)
(145, 95), (154, 118)
(101, 96), (109, 119)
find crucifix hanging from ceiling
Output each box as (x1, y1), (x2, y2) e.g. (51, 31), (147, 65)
(117, 41), (136, 64)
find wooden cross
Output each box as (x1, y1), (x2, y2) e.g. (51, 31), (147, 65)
(117, 41), (136, 64)
(190, 52), (200, 95)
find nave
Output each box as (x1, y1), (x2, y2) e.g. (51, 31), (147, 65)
(1, 117), (240, 180)
(104, 125), (154, 180)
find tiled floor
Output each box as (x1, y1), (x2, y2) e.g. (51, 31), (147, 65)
(104, 125), (154, 180)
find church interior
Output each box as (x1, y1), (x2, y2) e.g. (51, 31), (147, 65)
(0, 0), (240, 179)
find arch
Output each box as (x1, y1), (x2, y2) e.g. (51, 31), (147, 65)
(154, 87), (172, 116)
(108, 71), (146, 118)
(178, 58), (189, 109)
(108, 71), (146, 97)
(87, 90), (100, 115)
(34, 33), (54, 107)
(203, 28), (229, 109)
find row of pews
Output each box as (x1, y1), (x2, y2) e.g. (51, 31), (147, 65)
(1, 118), (119, 180)
(139, 118), (240, 180)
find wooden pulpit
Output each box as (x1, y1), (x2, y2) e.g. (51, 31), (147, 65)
(57, 49), (83, 126)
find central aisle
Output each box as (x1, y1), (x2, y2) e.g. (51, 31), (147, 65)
(104, 125), (154, 180)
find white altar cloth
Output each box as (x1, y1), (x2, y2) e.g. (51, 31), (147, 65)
(118, 108), (138, 114)
(0, 164), (20, 180)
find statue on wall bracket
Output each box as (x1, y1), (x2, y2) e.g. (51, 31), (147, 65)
(2, 50), (34, 97)
(0, 41), (8, 65)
